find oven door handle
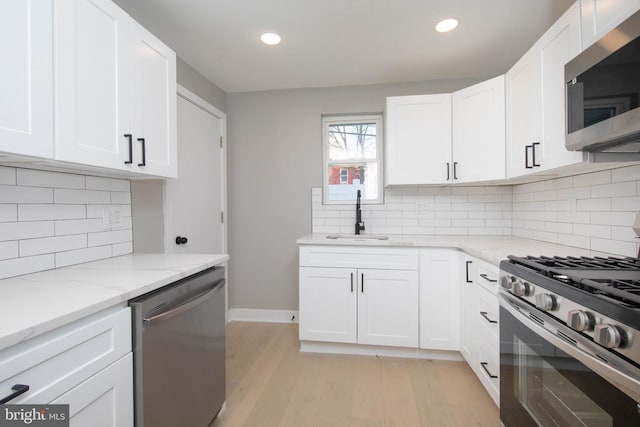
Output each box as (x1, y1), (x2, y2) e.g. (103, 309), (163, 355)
(143, 279), (225, 328)
(499, 292), (640, 404)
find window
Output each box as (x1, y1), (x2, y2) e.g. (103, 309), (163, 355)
(322, 115), (383, 204)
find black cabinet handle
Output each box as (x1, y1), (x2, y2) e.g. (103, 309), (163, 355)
(350, 272), (354, 293)
(0, 384), (30, 404)
(480, 273), (497, 283)
(532, 142), (540, 167)
(361, 273), (364, 293)
(137, 138), (146, 166)
(453, 162), (458, 180)
(480, 362), (498, 379)
(124, 134), (133, 164)
(480, 311), (498, 324)
(465, 261), (473, 283)
(525, 145), (532, 168)
(175, 236), (188, 245)
(446, 162), (450, 180)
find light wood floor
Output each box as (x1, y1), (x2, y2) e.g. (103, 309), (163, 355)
(212, 322), (499, 427)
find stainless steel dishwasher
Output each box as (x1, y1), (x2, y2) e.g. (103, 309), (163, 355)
(130, 266), (225, 427)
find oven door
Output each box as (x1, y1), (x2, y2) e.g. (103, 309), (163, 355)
(499, 292), (640, 427)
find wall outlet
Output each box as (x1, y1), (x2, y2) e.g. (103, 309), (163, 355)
(102, 207), (123, 229)
(416, 202), (429, 215)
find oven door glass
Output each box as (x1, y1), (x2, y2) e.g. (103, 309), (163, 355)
(500, 306), (640, 427)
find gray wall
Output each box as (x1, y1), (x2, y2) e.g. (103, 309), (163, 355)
(177, 58), (227, 113)
(226, 78), (483, 311)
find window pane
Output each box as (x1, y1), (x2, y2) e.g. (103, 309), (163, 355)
(328, 122), (377, 161)
(326, 162), (379, 201)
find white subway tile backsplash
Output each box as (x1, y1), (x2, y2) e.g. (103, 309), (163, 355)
(0, 185), (53, 203)
(0, 221), (54, 242)
(0, 241), (18, 260)
(611, 196), (640, 211)
(0, 166), (132, 279)
(572, 170), (611, 187)
(0, 255), (55, 280)
(611, 164), (640, 183)
(54, 189), (111, 205)
(18, 204), (86, 221)
(573, 224), (611, 239)
(20, 235), (87, 257)
(16, 169), (85, 189)
(590, 181), (636, 199)
(590, 238), (636, 257)
(611, 226), (638, 242)
(0, 205), (17, 222)
(55, 245), (112, 268)
(86, 176), (130, 192)
(591, 211), (636, 226)
(88, 229), (132, 247)
(576, 199), (611, 212)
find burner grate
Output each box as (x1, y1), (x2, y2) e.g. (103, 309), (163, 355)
(511, 255), (640, 270)
(581, 278), (640, 306)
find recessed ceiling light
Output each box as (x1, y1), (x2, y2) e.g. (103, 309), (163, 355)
(435, 18), (459, 33)
(260, 32), (282, 45)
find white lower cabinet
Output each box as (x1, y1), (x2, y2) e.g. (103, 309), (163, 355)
(0, 306), (133, 426)
(460, 255), (500, 406)
(419, 249), (460, 351)
(299, 246), (419, 348)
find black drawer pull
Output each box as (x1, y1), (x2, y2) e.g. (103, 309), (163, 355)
(480, 311), (498, 324)
(0, 384), (30, 404)
(532, 142), (540, 167)
(480, 362), (498, 379)
(137, 138), (146, 166)
(480, 273), (497, 283)
(350, 272), (354, 293)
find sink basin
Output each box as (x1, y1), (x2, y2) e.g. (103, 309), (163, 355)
(326, 234), (389, 240)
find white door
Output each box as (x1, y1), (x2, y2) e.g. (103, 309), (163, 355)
(0, 0), (53, 158)
(357, 268), (419, 347)
(164, 88), (226, 255)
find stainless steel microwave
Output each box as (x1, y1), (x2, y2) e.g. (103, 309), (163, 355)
(565, 9), (640, 152)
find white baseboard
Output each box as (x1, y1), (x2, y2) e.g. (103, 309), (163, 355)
(300, 340), (464, 361)
(228, 308), (299, 323)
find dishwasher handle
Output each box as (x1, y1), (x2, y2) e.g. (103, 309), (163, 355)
(143, 279), (224, 328)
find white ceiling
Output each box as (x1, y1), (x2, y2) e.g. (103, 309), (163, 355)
(113, 0), (575, 93)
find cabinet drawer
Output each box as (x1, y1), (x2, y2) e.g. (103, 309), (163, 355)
(300, 246), (418, 270)
(0, 306), (131, 404)
(477, 287), (499, 348)
(476, 334), (500, 407)
(476, 259), (499, 294)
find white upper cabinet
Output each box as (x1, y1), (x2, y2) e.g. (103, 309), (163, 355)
(385, 94), (452, 185)
(55, 0), (177, 178)
(452, 75), (506, 182)
(580, 0), (640, 49)
(0, 1), (54, 158)
(506, 2), (583, 178)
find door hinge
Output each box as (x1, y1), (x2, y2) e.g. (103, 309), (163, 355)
(220, 136), (223, 148)
(221, 212), (224, 223)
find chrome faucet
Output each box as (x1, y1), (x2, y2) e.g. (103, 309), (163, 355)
(355, 190), (365, 235)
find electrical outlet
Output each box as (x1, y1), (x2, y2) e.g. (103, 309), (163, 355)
(102, 207), (123, 229)
(416, 202), (430, 215)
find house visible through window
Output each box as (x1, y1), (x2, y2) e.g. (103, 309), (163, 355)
(322, 115), (383, 204)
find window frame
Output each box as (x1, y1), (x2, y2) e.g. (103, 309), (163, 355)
(322, 114), (384, 205)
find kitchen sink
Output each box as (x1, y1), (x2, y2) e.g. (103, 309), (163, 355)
(326, 234), (389, 240)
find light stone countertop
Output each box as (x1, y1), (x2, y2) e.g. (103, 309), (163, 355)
(0, 253), (228, 351)
(297, 234), (615, 266)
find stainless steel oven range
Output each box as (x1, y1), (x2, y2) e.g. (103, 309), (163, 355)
(499, 256), (640, 427)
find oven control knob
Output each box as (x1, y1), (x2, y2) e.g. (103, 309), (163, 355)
(501, 275), (515, 290)
(594, 324), (624, 349)
(535, 293), (557, 311)
(512, 280), (532, 297)
(567, 310), (593, 332)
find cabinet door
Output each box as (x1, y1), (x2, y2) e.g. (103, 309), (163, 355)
(55, 0), (133, 171)
(506, 46), (542, 178)
(51, 354), (133, 427)
(385, 94), (452, 185)
(0, 0), (53, 158)
(452, 75), (505, 182)
(581, 0), (640, 49)
(419, 249), (460, 351)
(357, 269), (418, 347)
(538, 1), (584, 171)
(460, 255), (477, 366)
(131, 25), (177, 178)
(299, 267), (357, 343)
